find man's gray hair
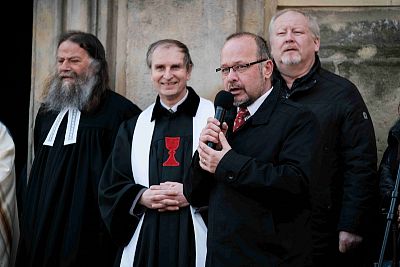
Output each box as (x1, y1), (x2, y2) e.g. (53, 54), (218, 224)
(268, 9), (320, 40)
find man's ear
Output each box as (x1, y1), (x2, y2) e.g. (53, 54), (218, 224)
(186, 65), (193, 81)
(314, 37), (320, 53)
(264, 59), (274, 79)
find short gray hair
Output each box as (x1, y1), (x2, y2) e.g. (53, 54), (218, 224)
(268, 9), (320, 40)
(146, 39), (193, 71)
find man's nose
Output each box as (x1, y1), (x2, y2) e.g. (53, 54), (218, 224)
(59, 60), (72, 71)
(163, 68), (173, 79)
(284, 32), (294, 42)
(226, 67), (239, 80)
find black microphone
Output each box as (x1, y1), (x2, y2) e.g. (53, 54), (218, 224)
(207, 90), (234, 149)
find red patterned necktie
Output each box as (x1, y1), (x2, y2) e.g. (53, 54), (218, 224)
(233, 107), (249, 132)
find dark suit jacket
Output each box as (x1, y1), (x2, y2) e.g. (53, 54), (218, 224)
(184, 85), (320, 267)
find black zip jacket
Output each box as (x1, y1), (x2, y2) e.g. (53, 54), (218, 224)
(378, 119), (400, 211)
(273, 55), (378, 243)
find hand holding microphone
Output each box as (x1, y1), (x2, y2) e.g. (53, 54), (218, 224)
(207, 90), (234, 149)
(199, 90), (234, 173)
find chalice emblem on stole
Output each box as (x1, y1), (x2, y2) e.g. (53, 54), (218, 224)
(163, 136), (180, 167)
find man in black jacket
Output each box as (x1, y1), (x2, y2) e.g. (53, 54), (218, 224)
(378, 103), (400, 262)
(379, 111), (400, 215)
(268, 9), (378, 267)
(184, 32), (320, 267)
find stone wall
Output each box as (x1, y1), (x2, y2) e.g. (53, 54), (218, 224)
(311, 7), (400, 159)
(30, 0), (400, 165)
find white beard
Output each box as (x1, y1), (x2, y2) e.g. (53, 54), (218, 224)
(43, 73), (97, 112)
(281, 53), (301, 65)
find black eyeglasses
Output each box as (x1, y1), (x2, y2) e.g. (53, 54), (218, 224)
(216, 59), (267, 75)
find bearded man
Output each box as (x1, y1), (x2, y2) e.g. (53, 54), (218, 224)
(16, 31), (141, 267)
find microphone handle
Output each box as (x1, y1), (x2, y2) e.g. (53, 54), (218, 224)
(207, 107), (226, 149)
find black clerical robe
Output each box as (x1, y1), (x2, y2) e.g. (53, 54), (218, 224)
(99, 87), (213, 267)
(17, 90), (141, 267)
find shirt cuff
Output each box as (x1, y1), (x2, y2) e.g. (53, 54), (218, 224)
(129, 187), (147, 216)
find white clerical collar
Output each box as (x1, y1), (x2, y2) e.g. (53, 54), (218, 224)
(160, 89), (189, 113)
(43, 107), (81, 146)
(244, 86), (273, 116)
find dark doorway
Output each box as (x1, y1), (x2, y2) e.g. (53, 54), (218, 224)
(1, 1), (33, 189)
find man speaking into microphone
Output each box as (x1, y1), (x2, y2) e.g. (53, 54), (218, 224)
(183, 32), (321, 267)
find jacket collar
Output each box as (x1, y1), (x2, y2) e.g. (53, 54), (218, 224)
(226, 85), (281, 134)
(249, 84), (281, 127)
(388, 119), (400, 145)
(272, 54), (320, 98)
(151, 86), (200, 121)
